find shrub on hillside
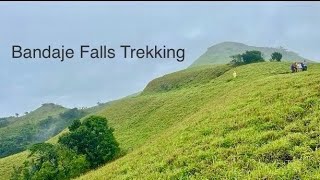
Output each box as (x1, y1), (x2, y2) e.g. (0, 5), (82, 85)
(58, 116), (120, 168)
(270, 52), (282, 62)
(11, 115), (120, 180)
(11, 143), (89, 180)
(242, 51), (265, 64)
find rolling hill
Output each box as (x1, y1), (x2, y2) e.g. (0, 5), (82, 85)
(0, 103), (68, 157)
(0, 97), (116, 158)
(2, 61), (320, 179)
(75, 62), (320, 179)
(190, 42), (313, 67)
(0, 102), (114, 158)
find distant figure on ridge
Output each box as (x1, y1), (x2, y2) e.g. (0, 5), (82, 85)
(291, 61), (308, 73)
(233, 71), (237, 78)
(302, 60), (308, 71)
(297, 62), (303, 72)
(291, 62), (297, 73)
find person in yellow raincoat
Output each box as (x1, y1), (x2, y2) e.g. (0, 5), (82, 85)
(233, 71), (237, 78)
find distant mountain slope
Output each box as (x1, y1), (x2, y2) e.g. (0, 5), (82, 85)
(0, 103), (88, 158)
(0, 103), (66, 128)
(0, 91), (135, 159)
(190, 42), (313, 67)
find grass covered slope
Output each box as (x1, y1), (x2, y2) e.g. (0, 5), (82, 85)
(190, 42), (312, 67)
(78, 62), (320, 179)
(1, 62), (320, 179)
(0, 95), (137, 180)
(0, 152), (28, 179)
(143, 64), (232, 94)
(0, 103), (66, 129)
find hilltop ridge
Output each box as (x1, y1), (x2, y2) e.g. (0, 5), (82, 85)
(190, 41), (313, 67)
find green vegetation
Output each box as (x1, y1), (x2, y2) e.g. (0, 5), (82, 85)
(76, 62), (320, 179)
(0, 104), (88, 158)
(0, 100), (112, 159)
(190, 41), (312, 67)
(143, 64), (233, 94)
(241, 50), (264, 63)
(11, 143), (88, 180)
(59, 116), (120, 168)
(0, 152), (28, 180)
(230, 50), (265, 65)
(0, 117), (15, 128)
(0, 104), (67, 157)
(271, 52), (283, 62)
(11, 116), (119, 180)
(1, 61), (320, 179)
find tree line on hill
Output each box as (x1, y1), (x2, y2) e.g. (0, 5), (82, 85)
(229, 51), (283, 65)
(11, 115), (120, 180)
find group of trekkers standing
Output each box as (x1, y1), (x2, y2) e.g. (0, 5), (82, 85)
(291, 60), (308, 73)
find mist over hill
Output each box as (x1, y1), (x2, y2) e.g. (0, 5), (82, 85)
(190, 42), (313, 67)
(0, 102), (112, 158)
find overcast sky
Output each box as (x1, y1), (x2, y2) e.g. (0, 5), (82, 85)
(0, 2), (320, 117)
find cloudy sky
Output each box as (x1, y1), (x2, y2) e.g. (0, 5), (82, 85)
(0, 2), (319, 116)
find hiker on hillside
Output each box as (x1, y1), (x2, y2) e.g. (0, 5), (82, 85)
(302, 60), (308, 71)
(297, 62), (303, 72)
(291, 62), (297, 73)
(233, 71), (237, 78)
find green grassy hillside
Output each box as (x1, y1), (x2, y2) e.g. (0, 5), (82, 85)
(1, 62), (320, 179)
(143, 64), (233, 94)
(0, 100), (114, 159)
(0, 94), (139, 180)
(190, 42), (313, 67)
(76, 62), (320, 179)
(0, 103), (66, 128)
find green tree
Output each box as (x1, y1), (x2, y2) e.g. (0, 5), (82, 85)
(270, 52), (282, 62)
(69, 119), (81, 131)
(59, 108), (86, 120)
(11, 143), (89, 180)
(241, 50), (265, 64)
(58, 116), (120, 168)
(229, 54), (243, 65)
(230, 51), (265, 65)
